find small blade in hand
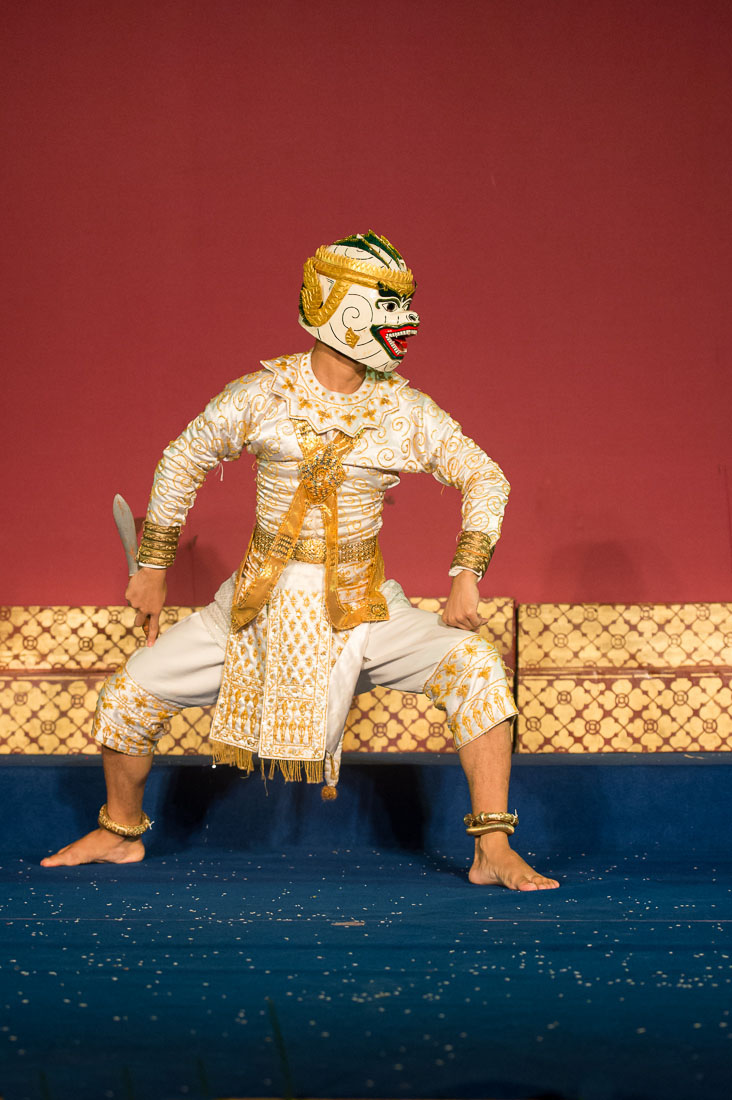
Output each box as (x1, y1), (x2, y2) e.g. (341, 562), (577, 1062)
(113, 494), (139, 576)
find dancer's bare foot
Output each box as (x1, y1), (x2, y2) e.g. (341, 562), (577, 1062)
(469, 833), (559, 890)
(40, 828), (145, 867)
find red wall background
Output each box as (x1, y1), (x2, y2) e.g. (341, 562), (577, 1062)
(2, 0), (731, 608)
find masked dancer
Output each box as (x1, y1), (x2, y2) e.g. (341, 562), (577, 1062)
(42, 232), (559, 891)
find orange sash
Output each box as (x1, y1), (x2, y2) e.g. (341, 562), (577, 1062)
(230, 420), (388, 631)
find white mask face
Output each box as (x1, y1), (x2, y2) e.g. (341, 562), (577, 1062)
(298, 232), (419, 373)
(304, 281), (419, 372)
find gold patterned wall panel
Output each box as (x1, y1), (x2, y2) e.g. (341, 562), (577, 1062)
(0, 605), (199, 670)
(0, 599), (515, 755)
(516, 603), (732, 752)
(519, 602), (732, 671)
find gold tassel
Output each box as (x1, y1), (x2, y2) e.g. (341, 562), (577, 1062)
(255, 757), (325, 784)
(211, 744), (325, 785)
(305, 759), (324, 784)
(210, 740), (255, 774)
(278, 759), (299, 783)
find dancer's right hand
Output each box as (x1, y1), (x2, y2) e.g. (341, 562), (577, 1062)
(125, 568), (167, 645)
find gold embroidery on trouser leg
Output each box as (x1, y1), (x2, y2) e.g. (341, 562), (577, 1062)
(423, 635), (517, 750)
(93, 666), (179, 756)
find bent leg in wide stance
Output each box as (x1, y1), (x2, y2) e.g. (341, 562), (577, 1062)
(41, 612), (225, 867)
(358, 597), (559, 890)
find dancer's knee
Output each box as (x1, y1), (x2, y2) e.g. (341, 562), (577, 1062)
(423, 635), (518, 750)
(93, 664), (179, 756)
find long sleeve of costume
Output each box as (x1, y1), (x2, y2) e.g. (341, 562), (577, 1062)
(399, 391), (510, 576)
(147, 378), (263, 525)
(410, 394), (510, 541)
(137, 373), (271, 565)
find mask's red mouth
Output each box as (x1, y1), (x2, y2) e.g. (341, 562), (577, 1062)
(373, 324), (419, 359)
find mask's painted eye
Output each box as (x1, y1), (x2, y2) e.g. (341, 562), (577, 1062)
(377, 299), (399, 313)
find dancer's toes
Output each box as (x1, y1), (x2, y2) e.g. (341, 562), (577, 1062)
(469, 839), (559, 890)
(517, 873), (560, 891)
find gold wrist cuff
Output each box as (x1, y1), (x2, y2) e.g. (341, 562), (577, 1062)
(464, 810), (518, 836)
(98, 803), (152, 838)
(451, 530), (495, 579)
(137, 521), (181, 568)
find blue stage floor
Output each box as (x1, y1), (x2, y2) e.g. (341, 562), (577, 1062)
(1, 758), (731, 1100)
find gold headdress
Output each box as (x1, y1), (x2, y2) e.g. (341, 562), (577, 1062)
(300, 233), (416, 329)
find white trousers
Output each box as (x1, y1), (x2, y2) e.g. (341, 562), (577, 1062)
(94, 576), (517, 757)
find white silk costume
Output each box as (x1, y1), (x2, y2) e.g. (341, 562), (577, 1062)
(93, 350), (518, 788)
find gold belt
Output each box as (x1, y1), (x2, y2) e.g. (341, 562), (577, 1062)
(253, 524), (378, 566)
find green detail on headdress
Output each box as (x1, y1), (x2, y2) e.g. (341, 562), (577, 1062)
(331, 231), (406, 269)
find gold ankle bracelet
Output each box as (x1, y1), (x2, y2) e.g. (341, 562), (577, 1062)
(464, 811), (518, 837)
(98, 803), (152, 838)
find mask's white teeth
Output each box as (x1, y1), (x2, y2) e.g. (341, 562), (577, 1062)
(380, 325), (417, 357)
